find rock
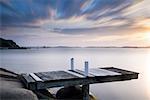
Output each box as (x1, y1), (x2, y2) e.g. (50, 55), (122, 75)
(0, 68), (38, 100)
(0, 87), (38, 100)
(0, 38), (21, 49)
(56, 86), (97, 100)
(34, 89), (55, 99)
(56, 86), (82, 99)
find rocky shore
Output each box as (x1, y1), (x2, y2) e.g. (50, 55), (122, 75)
(0, 68), (38, 100)
(0, 38), (26, 49)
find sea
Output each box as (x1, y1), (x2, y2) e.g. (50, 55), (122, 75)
(0, 48), (150, 100)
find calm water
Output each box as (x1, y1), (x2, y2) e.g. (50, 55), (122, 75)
(0, 48), (150, 100)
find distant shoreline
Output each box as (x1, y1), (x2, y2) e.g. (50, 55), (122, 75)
(0, 47), (27, 49)
(1, 46), (150, 49)
(1, 38), (149, 49)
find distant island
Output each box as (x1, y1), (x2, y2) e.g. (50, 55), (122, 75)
(0, 38), (26, 49)
(7, 45), (150, 49)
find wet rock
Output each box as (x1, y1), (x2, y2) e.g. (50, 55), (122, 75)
(56, 86), (82, 99)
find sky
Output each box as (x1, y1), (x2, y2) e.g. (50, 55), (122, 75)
(0, 0), (150, 47)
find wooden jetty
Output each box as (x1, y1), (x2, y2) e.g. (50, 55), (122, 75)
(20, 58), (139, 100)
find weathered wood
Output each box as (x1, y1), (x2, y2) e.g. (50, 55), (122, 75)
(71, 68), (121, 77)
(65, 70), (84, 78)
(101, 67), (138, 75)
(29, 73), (43, 82)
(89, 68), (121, 76)
(19, 74), (36, 90)
(82, 84), (90, 100)
(20, 67), (139, 90)
(35, 74), (138, 90)
(73, 69), (94, 77)
(35, 71), (79, 81)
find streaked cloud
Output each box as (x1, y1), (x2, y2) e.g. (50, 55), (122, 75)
(0, 0), (150, 46)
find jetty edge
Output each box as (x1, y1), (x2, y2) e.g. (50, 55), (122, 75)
(19, 58), (139, 100)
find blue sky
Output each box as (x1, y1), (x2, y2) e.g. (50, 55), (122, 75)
(0, 0), (150, 46)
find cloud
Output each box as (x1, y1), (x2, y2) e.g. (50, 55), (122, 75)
(1, 0), (150, 46)
(1, 0), (143, 26)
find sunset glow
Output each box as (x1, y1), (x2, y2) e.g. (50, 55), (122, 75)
(0, 0), (150, 47)
(145, 32), (150, 41)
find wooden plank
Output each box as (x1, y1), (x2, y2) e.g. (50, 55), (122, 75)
(21, 74), (35, 83)
(101, 67), (139, 75)
(36, 78), (92, 89)
(29, 73), (43, 82)
(89, 68), (121, 76)
(73, 69), (94, 77)
(35, 72), (50, 81)
(35, 71), (79, 81)
(65, 70), (85, 78)
(19, 74), (36, 90)
(35, 73), (138, 90)
(20, 67), (139, 90)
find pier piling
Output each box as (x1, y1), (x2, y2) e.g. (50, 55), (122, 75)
(84, 61), (89, 76)
(70, 58), (74, 71)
